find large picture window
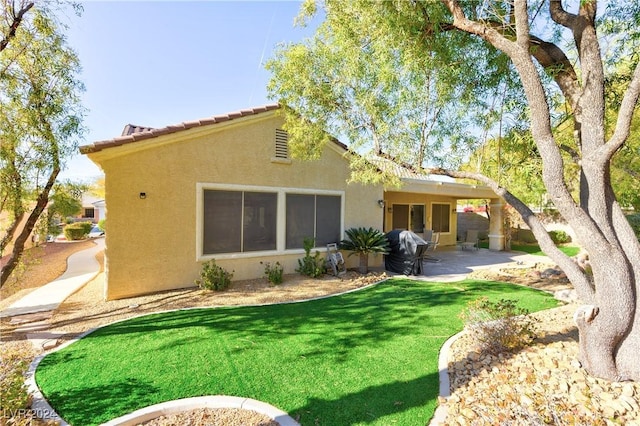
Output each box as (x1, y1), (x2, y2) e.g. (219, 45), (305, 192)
(199, 184), (343, 257)
(431, 203), (451, 233)
(286, 194), (341, 249)
(203, 190), (277, 254)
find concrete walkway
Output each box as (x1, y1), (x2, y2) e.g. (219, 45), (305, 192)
(0, 238), (104, 318)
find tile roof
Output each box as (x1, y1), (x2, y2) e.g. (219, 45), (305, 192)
(79, 104), (281, 154)
(78, 104), (428, 183)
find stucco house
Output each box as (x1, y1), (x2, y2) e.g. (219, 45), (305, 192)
(80, 104), (504, 300)
(75, 194), (106, 224)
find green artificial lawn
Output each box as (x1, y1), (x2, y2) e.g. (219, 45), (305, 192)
(480, 242), (581, 257)
(36, 278), (559, 426)
(514, 244), (580, 257)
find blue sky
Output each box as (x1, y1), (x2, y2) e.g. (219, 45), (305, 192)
(60, 1), (319, 181)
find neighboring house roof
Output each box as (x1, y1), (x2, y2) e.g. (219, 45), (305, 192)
(79, 104), (281, 154)
(82, 194), (103, 207)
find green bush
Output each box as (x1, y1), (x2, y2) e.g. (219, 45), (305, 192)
(459, 297), (537, 354)
(627, 214), (640, 241)
(63, 221), (93, 240)
(296, 237), (326, 278)
(548, 230), (572, 244)
(195, 260), (233, 291)
(261, 261), (284, 285)
(97, 218), (106, 231)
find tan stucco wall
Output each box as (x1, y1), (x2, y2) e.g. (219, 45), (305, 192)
(91, 113), (383, 300)
(383, 191), (459, 246)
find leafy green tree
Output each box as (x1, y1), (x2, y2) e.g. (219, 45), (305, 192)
(463, 89), (639, 211)
(268, 0), (640, 382)
(47, 181), (87, 231)
(0, 4), (85, 286)
(267, 1), (516, 185)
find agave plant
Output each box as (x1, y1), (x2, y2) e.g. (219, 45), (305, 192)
(339, 227), (390, 274)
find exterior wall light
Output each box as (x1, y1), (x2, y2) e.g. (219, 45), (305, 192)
(377, 199), (385, 208)
(139, 192), (147, 199)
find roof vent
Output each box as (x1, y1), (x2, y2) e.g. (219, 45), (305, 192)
(275, 129), (289, 159)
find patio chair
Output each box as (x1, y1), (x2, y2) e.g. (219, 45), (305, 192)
(426, 232), (440, 251)
(460, 230), (479, 251)
(411, 243), (429, 275)
(425, 232), (441, 262)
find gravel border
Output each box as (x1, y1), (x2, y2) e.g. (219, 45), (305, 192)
(101, 396), (299, 426)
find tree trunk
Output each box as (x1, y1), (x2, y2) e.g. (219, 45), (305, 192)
(358, 253), (368, 274)
(0, 169), (58, 287)
(432, 0), (640, 383)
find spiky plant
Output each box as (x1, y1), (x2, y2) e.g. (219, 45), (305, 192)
(339, 227), (389, 274)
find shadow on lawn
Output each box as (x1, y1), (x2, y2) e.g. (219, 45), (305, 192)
(36, 279), (558, 425)
(80, 279), (474, 360)
(290, 373), (440, 425)
(41, 377), (159, 426)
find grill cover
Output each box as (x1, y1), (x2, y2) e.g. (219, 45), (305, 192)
(384, 230), (428, 275)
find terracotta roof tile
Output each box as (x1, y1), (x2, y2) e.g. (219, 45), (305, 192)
(79, 104), (281, 154)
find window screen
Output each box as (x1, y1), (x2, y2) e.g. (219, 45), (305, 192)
(286, 194), (341, 249)
(203, 190), (277, 254)
(243, 192), (277, 251)
(431, 203), (451, 233)
(203, 190), (242, 254)
(315, 195), (341, 246)
(286, 194), (315, 249)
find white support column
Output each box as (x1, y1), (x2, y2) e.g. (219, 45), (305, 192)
(488, 198), (505, 251)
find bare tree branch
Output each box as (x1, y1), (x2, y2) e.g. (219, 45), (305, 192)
(549, 0), (576, 29)
(0, 1), (34, 52)
(602, 63), (640, 160)
(529, 34), (581, 114)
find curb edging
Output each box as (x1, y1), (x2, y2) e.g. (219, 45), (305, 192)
(99, 395), (300, 426)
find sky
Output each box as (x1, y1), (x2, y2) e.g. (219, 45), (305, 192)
(59, 1), (320, 181)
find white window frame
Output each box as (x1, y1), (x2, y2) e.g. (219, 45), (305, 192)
(196, 183), (344, 261)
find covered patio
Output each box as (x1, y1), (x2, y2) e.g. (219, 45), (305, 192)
(381, 178), (506, 251)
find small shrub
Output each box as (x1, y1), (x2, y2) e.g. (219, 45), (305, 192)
(548, 230), (571, 244)
(98, 218), (107, 231)
(459, 297), (537, 354)
(63, 221), (93, 240)
(195, 260), (233, 291)
(261, 261), (284, 285)
(296, 237), (326, 278)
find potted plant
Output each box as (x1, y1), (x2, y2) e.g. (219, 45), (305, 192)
(339, 227), (390, 274)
